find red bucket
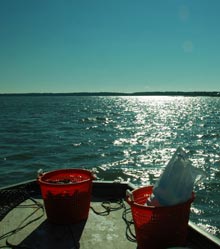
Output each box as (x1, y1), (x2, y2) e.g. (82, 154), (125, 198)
(127, 186), (194, 249)
(38, 169), (93, 224)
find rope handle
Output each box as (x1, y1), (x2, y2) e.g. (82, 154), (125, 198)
(126, 189), (134, 203)
(37, 169), (44, 178)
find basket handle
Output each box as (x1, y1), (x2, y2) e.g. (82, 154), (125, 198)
(37, 169), (44, 179)
(126, 189), (134, 204)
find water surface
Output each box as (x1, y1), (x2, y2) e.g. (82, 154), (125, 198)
(0, 96), (220, 237)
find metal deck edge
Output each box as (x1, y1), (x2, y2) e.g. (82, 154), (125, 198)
(188, 221), (220, 248)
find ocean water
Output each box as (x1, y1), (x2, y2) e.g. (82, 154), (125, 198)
(0, 95), (220, 237)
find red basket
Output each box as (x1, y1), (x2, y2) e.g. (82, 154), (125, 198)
(127, 186), (194, 249)
(38, 169), (93, 224)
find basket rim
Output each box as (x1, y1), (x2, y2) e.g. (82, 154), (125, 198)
(127, 185), (195, 209)
(37, 168), (93, 187)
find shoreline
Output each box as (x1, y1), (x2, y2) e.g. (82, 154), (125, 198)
(0, 91), (220, 97)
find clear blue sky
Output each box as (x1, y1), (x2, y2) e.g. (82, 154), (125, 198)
(0, 0), (220, 93)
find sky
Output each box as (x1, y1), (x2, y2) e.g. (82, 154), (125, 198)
(0, 0), (220, 93)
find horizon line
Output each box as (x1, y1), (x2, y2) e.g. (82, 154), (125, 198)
(0, 91), (220, 97)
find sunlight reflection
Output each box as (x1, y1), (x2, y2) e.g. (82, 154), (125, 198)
(197, 223), (219, 236)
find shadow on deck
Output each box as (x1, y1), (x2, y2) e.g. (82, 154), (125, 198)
(16, 219), (86, 249)
(0, 197), (136, 249)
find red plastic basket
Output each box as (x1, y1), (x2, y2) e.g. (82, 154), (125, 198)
(127, 186), (194, 249)
(38, 169), (93, 224)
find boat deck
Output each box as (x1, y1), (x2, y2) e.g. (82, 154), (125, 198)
(0, 198), (137, 249)
(0, 180), (220, 249)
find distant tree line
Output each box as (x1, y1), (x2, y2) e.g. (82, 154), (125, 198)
(0, 91), (220, 97)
